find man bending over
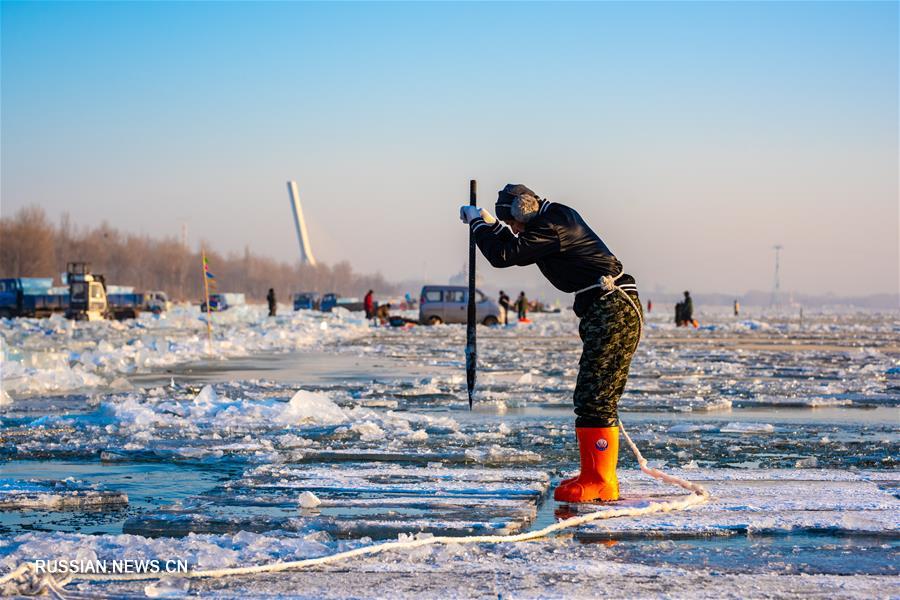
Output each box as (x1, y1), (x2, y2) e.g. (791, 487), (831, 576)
(460, 184), (643, 502)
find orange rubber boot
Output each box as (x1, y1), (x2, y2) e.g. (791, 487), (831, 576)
(553, 427), (619, 502)
(553, 427), (615, 496)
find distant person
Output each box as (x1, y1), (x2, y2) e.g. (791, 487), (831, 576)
(364, 290), (375, 319)
(647, 299), (652, 313)
(733, 299), (740, 316)
(516, 291), (528, 321)
(498, 290), (511, 325)
(675, 301), (683, 325)
(375, 302), (391, 325)
(266, 288), (277, 317)
(404, 292), (413, 309)
(682, 290), (697, 327)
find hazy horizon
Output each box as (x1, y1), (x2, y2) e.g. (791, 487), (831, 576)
(3, 2), (897, 298)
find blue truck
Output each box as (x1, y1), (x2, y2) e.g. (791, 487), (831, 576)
(105, 292), (145, 320)
(292, 292), (320, 311)
(320, 293), (364, 313)
(0, 263), (160, 320)
(0, 278), (68, 319)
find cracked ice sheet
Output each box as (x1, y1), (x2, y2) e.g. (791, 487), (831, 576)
(0, 305), (369, 398)
(573, 468), (900, 538)
(120, 464), (549, 538)
(235, 464), (550, 498)
(0, 478), (128, 510)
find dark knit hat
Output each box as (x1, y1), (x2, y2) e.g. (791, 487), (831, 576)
(496, 184), (538, 221)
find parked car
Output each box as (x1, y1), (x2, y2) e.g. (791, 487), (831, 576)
(144, 290), (171, 314)
(418, 285), (500, 326)
(293, 292), (320, 311)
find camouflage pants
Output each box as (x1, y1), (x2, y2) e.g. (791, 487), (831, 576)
(573, 290), (643, 427)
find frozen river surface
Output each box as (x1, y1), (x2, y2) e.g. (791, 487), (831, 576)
(1, 306), (898, 597)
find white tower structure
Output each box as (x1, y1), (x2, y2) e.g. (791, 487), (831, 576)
(286, 180), (317, 266)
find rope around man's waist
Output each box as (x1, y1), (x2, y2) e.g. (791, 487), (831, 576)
(574, 273), (644, 336)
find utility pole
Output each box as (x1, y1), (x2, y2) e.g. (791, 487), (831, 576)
(771, 245), (783, 307)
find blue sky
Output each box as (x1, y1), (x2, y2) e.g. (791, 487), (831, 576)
(2, 1), (897, 297)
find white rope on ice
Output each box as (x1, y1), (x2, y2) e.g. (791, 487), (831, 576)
(0, 422), (709, 596)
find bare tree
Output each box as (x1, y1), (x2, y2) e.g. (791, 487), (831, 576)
(0, 206), (402, 301)
(0, 206), (56, 277)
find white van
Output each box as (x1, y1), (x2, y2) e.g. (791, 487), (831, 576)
(418, 285), (500, 326)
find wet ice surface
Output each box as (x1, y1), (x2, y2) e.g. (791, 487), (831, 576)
(1, 307), (899, 597)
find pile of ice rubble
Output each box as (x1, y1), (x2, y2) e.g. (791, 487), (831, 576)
(9, 385), (539, 465)
(0, 305), (369, 399)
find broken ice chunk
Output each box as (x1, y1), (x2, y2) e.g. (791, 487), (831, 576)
(277, 390), (347, 426)
(193, 384), (218, 404)
(0, 479), (128, 510)
(720, 422), (775, 434)
(144, 577), (190, 598)
(298, 491), (322, 509)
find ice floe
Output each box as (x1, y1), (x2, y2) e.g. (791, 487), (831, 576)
(0, 478), (128, 510)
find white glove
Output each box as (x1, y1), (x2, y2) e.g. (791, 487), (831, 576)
(459, 206), (497, 225)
